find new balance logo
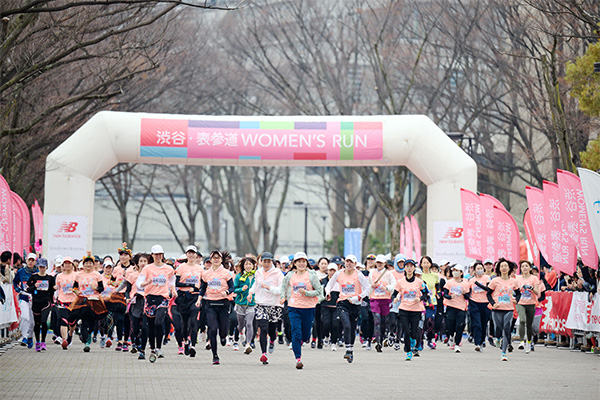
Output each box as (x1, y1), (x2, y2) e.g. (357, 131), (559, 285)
(443, 228), (463, 239)
(58, 222), (78, 233)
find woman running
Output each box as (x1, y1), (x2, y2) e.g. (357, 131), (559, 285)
(393, 259), (429, 360)
(320, 263), (340, 351)
(442, 264), (471, 353)
(125, 253), (149, 358)
(419, 256), (439, 349)
(368, 254), (396, 352)
(27, 258), (55, 352)
(469, 261), (491, 352)
(233, 256), (257, 355)
(280, 252), (324, 369)
(70, 253), (107, 352)
(173, 245), (203, 357)
(516, 260), (541, 354)
(485, 258), (519, 361)
(137, 245), (176, 361)
(325, 254), (369, 363)
(112, 243), (133, 352)
(196, 250), (233, 365)
(54, 257), (78, 349)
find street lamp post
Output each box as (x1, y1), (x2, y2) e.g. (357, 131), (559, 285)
(294, 201), (308, 254)
(321, 216), (327, 255)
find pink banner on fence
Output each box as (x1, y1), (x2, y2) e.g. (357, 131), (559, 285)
(544, 181), (577, 275)
(10, 192), (23, 254)
(523, 209), (540, 267)
(13, 194), (30, 255)
(410, 215), (421, 261)
(404, 216), (413, 260)
(493, 206), (519, 263)
(479, 193), (505, 262)
(0, 175), (14, 253)
(460, 188), (482, 259)
(399, 222), (405, 256)
(557, 170), (598, 269)
(525, 186), (548, 261)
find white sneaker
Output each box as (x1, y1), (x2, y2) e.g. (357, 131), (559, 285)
(331, 344), (337, 351)
(361, 342), (367, 348)
(454, 346), (461, 353)
(54, 337), (63, 345)
(474, 345), (481, 352)
(518, 341), (525, 350)
(525, 341), (531, 354)
(233, 343), (239, 351)
(288, 343), (293, 350)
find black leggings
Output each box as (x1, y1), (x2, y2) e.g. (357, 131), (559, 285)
(338, 301), (360, 349)
(257, 318), (278, 353)
(399, 309), (420, 353)
(142, 300), (168, 351)
(171, 293), (201, 347)
(114, 311), (129, 342)
(445, 306), (466, 345)
(321, 306), (340, 343)
(33, 302), (51, 342)
(206, 301), (229, 357)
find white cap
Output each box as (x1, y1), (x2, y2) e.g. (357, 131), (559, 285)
(178, 254), (187, 260)
(440, 259), (450, 266)
(451, 263), (464, 271)
(327, 263), (338, 271)
(375, 254), (387, 263)
(185, 245), (198, 253)
(103, 259), (114, 267)
(279, 256), (289, 264)
(346, 254), (357, 263)
(293, 252), (308, 261)
(484, 259), (494, 264)
(151, 244), (164, 254)
(415, 267), (423, 275)
(27, 253), (37, 260)
(54, 256), (63, 266)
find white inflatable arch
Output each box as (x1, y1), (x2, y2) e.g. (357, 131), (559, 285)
(44, 111), (476, 260)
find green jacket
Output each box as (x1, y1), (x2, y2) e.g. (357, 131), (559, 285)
(233, 272), (256, 306)
(280, 270), (325, 304)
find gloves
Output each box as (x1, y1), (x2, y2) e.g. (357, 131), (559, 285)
(348, 296), (361, 305)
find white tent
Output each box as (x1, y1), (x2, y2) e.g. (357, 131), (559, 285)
(44, 111), (477, 261)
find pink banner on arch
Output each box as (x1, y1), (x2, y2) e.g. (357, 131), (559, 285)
(494, 206), (519, 263)
(399, 222), (405, 256)
(557, 170), (598, 269)
(523, 209), (541, 267)
(480, 193), (505, 262)
(544, 181), (576, 275)
(410, 215), (421, 261)
(525, 186), (548, 261)
(0, 175), (14, 253)
(460, 188), (482, 259)
(404, 216), (413, 260)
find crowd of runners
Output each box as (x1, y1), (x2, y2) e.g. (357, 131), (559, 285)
(1, 245), (598, 369)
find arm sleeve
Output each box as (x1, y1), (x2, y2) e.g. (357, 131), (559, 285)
(175, 275), (192, 288)
(198, 280), (208, 297)
(514, 289), (521, 303)
(135, 274), (146, 292)
(463, 289), (471, 300)
(443, 287), (452, 300)
(227, 278), (234, 294)
(96, 280), (104, 294)
(474, 281), (492, 292)
(487, 291), (495, 306)
(357, 272), (370, 299)
(537, 290), (546, 302)
(26, 275), (35, 294)
(325, 271), (341, 295)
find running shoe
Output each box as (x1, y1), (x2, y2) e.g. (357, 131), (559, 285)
(178, 346), (185, 355)
(366, 342), (372, 351)
(226, 337), (233, 346)
(382, 338), (389, 347)
(260, 353), (269, 364)
(317, 341), (323, 349)
(405, 351), (413, 361)
(413, 350), (420, 357)
(35, 342), (41, 352)
(361, 341), (367, 348)
(508, 343), (514, 353)
(184, 342), (190, 356)
(116, 341), (123, 351)
(156, 349), (164, 358)
(93, 335), (98, 343)
(122, 344), (129, 352)
(233, 343), (239, 351)
(530, 344), (535, 352)
(394, 343), (401, 351)
(343, 350), (353, 363)
(331, 344), (337, 352)
(278, 332), (284, 344)
(212, 357), (220, 365)
(501, 352), (508, 361)
(375, 342), (382, 353)
(163, 337), (169, 346)
(27, 338), (34, 348)
(518, 341), (525, 350)
(311, 340), (316, 349)
(106, 338), (112, 348)
(250, 342), (256, 349)
(131, 346), (138, 354)
(189, 346), (196, 358)
(100, 336), (106, 348)
(220, 337), (227, 347)
(62, 339), (69, 350)
(296, 358), (304, 369)
(525, 342), (531, 354)
(83, 344), (91, 352)
(54, 336), (62, 345)
(454, 346), (461, 353)
(40, 343), (47, 351)
(244, 344), (253, 354)
(268, 341), (275, 354)
(138, 351), (145, 360)
(488, 337), (496, 347)
(20, 338), (27, 347)
(288, 343), (293, 350)
(474, 345), (481, 352)
(205, 341), (211, 350)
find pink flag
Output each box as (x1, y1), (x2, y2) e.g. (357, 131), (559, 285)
(525, 186), (548, 261)
(479, 193), (505, 262)
(460, 188), (482, 259)
(404, 215), (413, 259)
(10, 192), (23, 254)
(494, 206), (519, 263)
(0, 175), (14, 253)
(523, 209), (540, 267)
(399, 221), (405, 256)
(32, 199), (43, 254)
(557, 170), (598, 269)
(544, 180), (577, 275)
(11, 193), (30, 255)
(410, 215), (422, 261)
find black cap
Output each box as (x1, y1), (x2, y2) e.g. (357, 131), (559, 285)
(331, 255), (343, 265)
(261, 252), (274, 261)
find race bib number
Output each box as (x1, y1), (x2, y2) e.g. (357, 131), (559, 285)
(521, 290), (531, 300)
(81, 287), (94, 296)
(293, 282), (307, 293)
(152, 275), (167, 286)
(62, 283), (73, 294)
(498, 291), (511, 304)
(473, 285), (484, 293)
(208, 278), (222, 290)
(451, 286), (463, 296)
(37, 280), (49, 291)
(403, 290), (417, 302)
(341, 284), (356, 295)
(374, 287), (386, 296)
(185, 276), (199, 285)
